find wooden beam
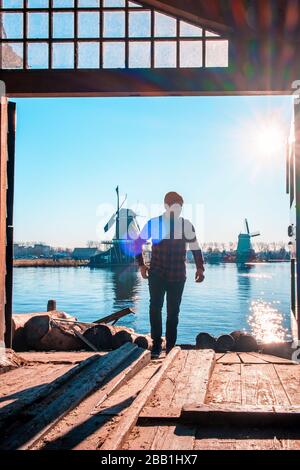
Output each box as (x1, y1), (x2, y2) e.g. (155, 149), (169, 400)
(1, 55), (299, 98)
(0, 354), (100, 434)
(101, 346), (181, 450)
(94, 307), (135, 325)
(139, 0), (233, 34)
(181, 404), (300, 427)
(0, 97), (7, 346)
(0, 343), (139, 450)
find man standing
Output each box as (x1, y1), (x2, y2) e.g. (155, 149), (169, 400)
(135, 192), (205, 359)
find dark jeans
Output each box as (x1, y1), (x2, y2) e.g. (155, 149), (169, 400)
(148, 272), (186, 351)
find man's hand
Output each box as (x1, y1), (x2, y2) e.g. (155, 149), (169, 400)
(140, 265), (149, 279)
(195, 268), (205, 283)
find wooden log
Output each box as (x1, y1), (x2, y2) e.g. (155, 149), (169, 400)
(0, 349), (27, 375)
(196, 332), (216, 350)
(83, 324), (115, 350)
(112, 329), (133, 350)
(230, 330), (244, 341)
(181, 403), (300, 427)
(47, 300), (57, 312)
(12, 311), (77, 352)
(25, 315), (51, 349)
(0, 343), (139, 450)
(94, 307), (134, 325)
(216, 334), (235, 353)
(235, 334), (258, 352)
(101, 347), (181, 451)
(134, 335), (152, 350)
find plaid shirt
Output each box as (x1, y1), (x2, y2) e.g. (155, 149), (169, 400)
(135, 214), (204, 282)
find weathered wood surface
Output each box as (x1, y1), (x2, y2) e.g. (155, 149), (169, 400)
(0, 355), (99, 434)
(1, 350), (300, 451)
(0, 348), (27, 374)
(217, 352), (241, 364)
(18, 351), (103, 364)
(31, 348), (153, 450)
(0, 343), (138, 450)
(101, 347), (181, 450)
(124, 349), (215, 450)
(181, 404), (300, 426)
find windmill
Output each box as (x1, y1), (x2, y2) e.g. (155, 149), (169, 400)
(90, 187), (140, 267)
(236, 219), (260, 265)
(103, 187), (140, 241)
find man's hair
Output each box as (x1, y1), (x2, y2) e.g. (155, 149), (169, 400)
(164, 192), (184, 207)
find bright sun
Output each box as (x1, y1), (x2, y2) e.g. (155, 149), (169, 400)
(255, 123), (285, 159)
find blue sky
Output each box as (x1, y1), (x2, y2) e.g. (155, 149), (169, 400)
(13, 95), (293, 247)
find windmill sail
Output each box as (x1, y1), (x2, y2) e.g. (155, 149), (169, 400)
(104, 214), (116, 233)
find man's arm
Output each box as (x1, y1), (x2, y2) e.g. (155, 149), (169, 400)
(134, 220), (151, 276)
(184, 220), (205, 282)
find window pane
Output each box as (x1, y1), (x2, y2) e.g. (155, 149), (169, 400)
(129, 11), (151, 38)
(1, 42), (23, 69)
(53, 0), (74, 7)
(78, 12), (99, 38)
(53, 12), (74, 38)
(103, 42), (125, 68)
(206, 40), (228, 67)
(154, 41), (176, 68)
(78, 0), (99, 6)
(154, 12), (176, 37)
(180, 41), (202, 67)
(206, 30), (220, 37)
(2, 0), (23, 8)
(103, 11), (125, 38)
(128, 2), (142, 7)
(0, 13), (23, 39)
(28, 0), (48, 7)
(78, 42), (99, 68)
(103, 0), (125, 7)
(180, 21), (202, 37)
(129, 41), (150, 68)
(28, 13), (48, 39)
(52, 42), (74, 68)
(27, 42), (48, 69)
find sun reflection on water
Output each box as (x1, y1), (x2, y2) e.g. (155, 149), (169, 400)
(248, 300), (288, 344)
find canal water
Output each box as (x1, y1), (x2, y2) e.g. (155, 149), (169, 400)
(13, 263), (291, 344)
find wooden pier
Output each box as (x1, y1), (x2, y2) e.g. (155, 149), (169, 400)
(0, 346), (300, 451)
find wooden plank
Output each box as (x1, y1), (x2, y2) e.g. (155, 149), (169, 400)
(139, 407), (182, 420)
(217, 353), (241, 364)
(141, 350), (215, 451)
(249, 352), (297, 365)
(0, 358), (98, 431)
(153, 424), (196, 451)
(181, 404), (300, 427)
(124, 350), (188, 450)
(95, 307), (134, 325)
(216, 353), (226, 361)
(0, 97), (7, 345)
(238, 353), (268, 364)
(30, 348), (153, 450)
(194, 428), (289, 450)
(241, 364), (291, 406)
(205, 364), (242, 405)
(101, 347), (181, 450)
(0, 343), (138, 450)
(274, 364), (300, 405)
(184, 349), (216, 406)
(18, 351), (102, 364)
